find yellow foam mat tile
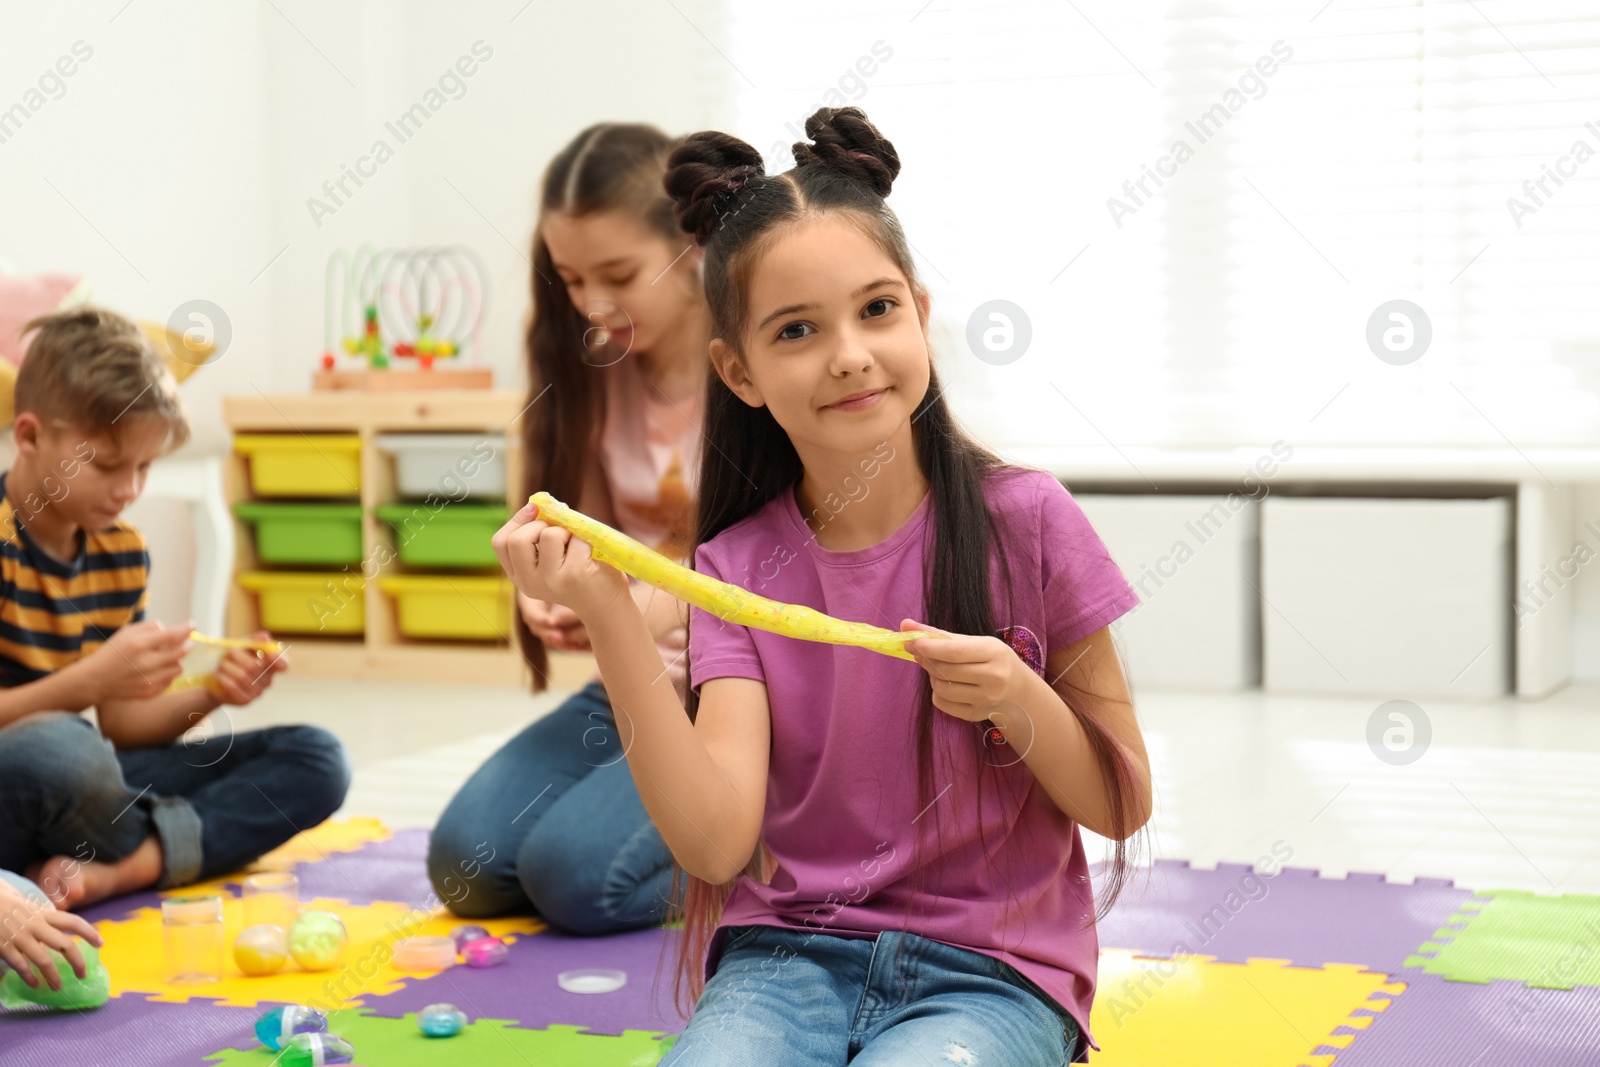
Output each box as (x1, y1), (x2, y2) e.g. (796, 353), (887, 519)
(95, 894), (543, 1008)
(171, 817), (393, 898)
(1089, 951), (1405, 1067)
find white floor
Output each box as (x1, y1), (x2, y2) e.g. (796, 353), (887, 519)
(237, 673), (1600, 897)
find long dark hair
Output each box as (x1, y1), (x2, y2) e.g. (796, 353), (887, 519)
(661, 107), (1146, 1012)
(518, 123), (684, 689)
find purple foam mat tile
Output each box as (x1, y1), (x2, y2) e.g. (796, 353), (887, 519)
(0, 993), (263, 1067)
(1093, 859), (1474, 975)
(286, 827), (435, 907)
(362, 923), (689, 1036)
(78, 888), (164, 926)
(1313, 973), (1600, 1067)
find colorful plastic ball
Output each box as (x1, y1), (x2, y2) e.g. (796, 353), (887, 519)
(321, 352), (336, 371)
(418, 1002), (468, 1037)
(254, 1005), (328, 1051)
(280, 1032), (355, 1067)
(448, 924), (491, 951)
(461, 935), (508, 969)
(287, 910), (347, 972)
(235, 924), (289, 977)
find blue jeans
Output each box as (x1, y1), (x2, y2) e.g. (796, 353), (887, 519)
(659, 924), (1083, 1066)
(427, 681), (678, 935)
(0, 712), (350, 889)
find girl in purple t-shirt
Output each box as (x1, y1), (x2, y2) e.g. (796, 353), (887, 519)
(493, 106), (1153, 1065)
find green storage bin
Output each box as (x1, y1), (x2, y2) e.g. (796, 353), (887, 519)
(377, 504), (506, 568)
(234, 503), (364, 565)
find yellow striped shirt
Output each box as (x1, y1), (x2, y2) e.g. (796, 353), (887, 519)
(0, 472), (150, 687)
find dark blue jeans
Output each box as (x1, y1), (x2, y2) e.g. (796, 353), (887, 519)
(427, 681), (678, 935)
(0, 712), (350, 889)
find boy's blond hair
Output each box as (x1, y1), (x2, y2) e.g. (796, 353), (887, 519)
(17, 307), (190, 449)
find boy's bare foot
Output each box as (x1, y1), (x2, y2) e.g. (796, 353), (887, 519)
(24, 837), (163, 911)
(26, 857), (95, 909)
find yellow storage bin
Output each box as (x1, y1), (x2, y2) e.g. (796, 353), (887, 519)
(237, 571), (366, 635)
(378, 575), (510, 641)
(234, 434), (362, 497)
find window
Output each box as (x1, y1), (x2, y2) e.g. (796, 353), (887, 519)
(708, 1), (1600, 448)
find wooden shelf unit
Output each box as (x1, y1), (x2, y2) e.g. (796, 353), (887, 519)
(222, 391), (535, 686)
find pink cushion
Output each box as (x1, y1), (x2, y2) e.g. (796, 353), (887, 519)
(0, 272), (83, 367)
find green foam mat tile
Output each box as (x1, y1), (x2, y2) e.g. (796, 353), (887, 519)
(203, 1008), (675, 1066)
(1402, 889), (1600, 989)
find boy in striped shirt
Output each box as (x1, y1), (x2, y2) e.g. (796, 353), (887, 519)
(0, 308), (349, 918)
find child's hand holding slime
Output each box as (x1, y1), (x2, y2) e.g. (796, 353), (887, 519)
(493, 499), (634, 622)
(167, 631), (288, 698)
(517, 493), (945, 662)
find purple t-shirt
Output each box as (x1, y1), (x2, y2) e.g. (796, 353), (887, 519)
(687, 465), (1140, 1055)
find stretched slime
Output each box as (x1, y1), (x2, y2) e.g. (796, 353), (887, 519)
(528, 492), (947, 662)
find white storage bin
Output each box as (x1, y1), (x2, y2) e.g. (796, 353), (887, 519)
(374, 433), (507, 500)
(1261, 497), (1511, 699)
(1075, 494), (1260, 691)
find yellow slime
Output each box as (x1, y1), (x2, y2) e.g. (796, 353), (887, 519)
(168, 633), (286, 694)
(529, 492), (945, 662)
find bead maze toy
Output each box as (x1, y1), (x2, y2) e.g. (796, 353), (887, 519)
(317, 244), (492, 391)
(527, 492), (949, 661)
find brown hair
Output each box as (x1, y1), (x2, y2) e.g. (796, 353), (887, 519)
(18, 307), (190, 449)
(661, 107), (1147, 1012)
(518, 122), (688, 689)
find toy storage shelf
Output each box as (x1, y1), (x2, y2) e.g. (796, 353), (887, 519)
(221, 391), (546, 687)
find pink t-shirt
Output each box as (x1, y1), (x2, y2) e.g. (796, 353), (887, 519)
(592, 358), (703, 701)
(687, 465), (1140, 1057)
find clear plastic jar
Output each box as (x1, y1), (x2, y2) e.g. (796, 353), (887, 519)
(242, 871), (300, 931)
(162, 895), (224, 984)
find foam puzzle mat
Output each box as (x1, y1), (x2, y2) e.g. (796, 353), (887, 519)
(3, 821), (1597, 1065)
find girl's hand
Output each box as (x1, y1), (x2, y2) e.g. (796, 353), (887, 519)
(901, 619), (1026, 723)
(517, 594), (593, 651)
(493, 501), (629, 623)
(0, 880), (103, 991)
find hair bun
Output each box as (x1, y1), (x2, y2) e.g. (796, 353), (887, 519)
(791, 107), (900, 198)
(664, 133), (765, 245)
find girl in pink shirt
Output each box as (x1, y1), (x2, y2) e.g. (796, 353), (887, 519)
(493, 107), (1153, 1064)
(430, 122), (708, 936)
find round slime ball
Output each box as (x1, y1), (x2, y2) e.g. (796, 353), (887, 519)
(461, 935), (508, 968)
(419, 1001), (468, 1037)
(235, 924), (288, 976)
(287, 910), (347, 972)
(0, 941), (110, 1010)
(280, 1032), (355, 1067)
(254, 1005), (328, 1050)
(448, 923), (490, 951)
